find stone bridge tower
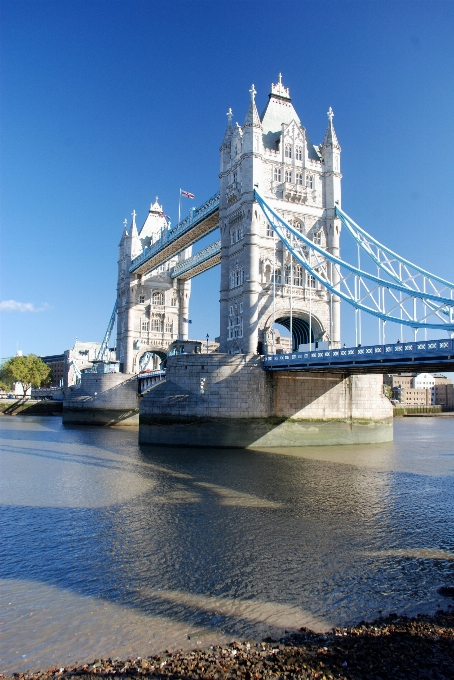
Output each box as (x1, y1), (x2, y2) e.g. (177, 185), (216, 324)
(116, 199), (191, 373)
(219, 75), (341, 354)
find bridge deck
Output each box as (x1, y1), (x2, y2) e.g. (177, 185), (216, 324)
(130, 193), (220, 277)
(263, 339), (454, 374)
(170, 240), (221, 280)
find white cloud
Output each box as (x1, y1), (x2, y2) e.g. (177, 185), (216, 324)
(0, 300), (51, 313)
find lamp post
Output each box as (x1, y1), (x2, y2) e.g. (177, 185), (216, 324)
(206, 334), (209, 354)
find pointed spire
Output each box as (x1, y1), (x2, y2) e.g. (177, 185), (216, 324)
(221, 107), (234, 148)
(244, 84), (261, 128)
(322, 107), (340, 149)
(119, 218), (128, 246)
(130, 209), (139, 237)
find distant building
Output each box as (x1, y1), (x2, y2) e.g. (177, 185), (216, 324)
(384, 372), (453, 407)
(41, 354), (65, 387)
(431, 374), (454, 407)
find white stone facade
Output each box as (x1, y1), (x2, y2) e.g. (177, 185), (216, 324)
(219, 75), (342, 354)
(116, 199), (191, 374)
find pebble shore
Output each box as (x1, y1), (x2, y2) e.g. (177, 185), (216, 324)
(3, 611), (453, 680)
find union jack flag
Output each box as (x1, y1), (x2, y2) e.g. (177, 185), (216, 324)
(180, 189), (195, 199)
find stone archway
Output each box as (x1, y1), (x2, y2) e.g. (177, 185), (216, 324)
(134, 348), (167, 373)
(262, 310), (326, 352)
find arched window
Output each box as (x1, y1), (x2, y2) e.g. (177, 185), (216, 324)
(285, 169), (292, 183)
(296, 172), (303, 185)
(152, 291), (164, 305)
(271, 268), (282, 285)
(307, 175), (314, 189)
(152, 318), (163, 332)
(170, 296), (177, 307)
(313, 231), (322, 245)
(165, 319), (173, 334)
(273, 166), (281, 182)
(141, 319), (149, 332)
(293, 265), (303, 287)
(285, 144), (292, 159)
(295, 146), (302, 161)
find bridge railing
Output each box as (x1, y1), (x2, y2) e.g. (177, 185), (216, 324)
(138, 369), (166, 395)
(130, 191), (220, 273)
(263, 339), (453, 370)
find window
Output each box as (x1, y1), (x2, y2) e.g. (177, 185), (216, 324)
(296, 172), (303, 185)
(139, 294), (145, 304)
(307, 175), (314, 189)
(141, 319), (149, 332)
(313, 230), (322, 245)
(285, 143), (292, 159)
(228, 315), (243, 339)
(152, 318), (162, 332)
(229, 305), (234, 317)
(307, 274), (316, 288)
(152, 291), (164, 305)
(165, 320), (173, 334)
(285, 169), (292, 183)
(273, 166), (281, 182)
(266, 222), (273, 237)
(170, 296), (177, 307)
(229, 266), (244, 289)
(284, 264), (291, 285)
(230, 226), (244, 245)
(293, 265), (303, 287)
(272, 268), (282, 285)
(295, 146), (302, 161)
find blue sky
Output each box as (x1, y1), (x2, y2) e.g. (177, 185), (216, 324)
(1, 0), (453, 360)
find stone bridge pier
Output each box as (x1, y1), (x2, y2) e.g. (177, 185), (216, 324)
(139, 354), (393, 447)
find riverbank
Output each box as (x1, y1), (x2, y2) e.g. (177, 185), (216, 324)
(0, 400), (63, 416)
(3, 610), (453, 680)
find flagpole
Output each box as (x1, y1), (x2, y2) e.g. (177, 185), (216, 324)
(178, 189), (181, 224)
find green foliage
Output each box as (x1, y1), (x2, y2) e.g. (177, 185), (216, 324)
(383, 384), (393, 400)
(0, 354), (52, 394)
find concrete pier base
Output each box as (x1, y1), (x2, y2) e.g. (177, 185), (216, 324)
(139, 354), (393, 447)
(63, 373), (139, 426)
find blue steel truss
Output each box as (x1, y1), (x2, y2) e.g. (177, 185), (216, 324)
(263, 339), (453, 373)
(130, 192), (220, 274)
(254, 190), (454, 332)
(96, 300), (118, 361)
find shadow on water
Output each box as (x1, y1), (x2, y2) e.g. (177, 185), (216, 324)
(0, 416), (454, 667)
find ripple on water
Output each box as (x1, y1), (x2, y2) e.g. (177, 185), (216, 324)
(0, 416), (453, 673)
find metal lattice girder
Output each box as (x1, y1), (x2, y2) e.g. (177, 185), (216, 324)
(254, 190), (454, 331)
(335, 205), (454, 320)
(96, 300), (118, 361)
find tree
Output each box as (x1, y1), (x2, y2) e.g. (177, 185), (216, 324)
(0, 354), (52, 396)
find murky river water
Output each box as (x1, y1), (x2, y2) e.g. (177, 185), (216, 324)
(1, 416), (453, 673)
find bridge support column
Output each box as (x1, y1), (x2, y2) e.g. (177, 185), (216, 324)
(124, 303), (136, 374)
(177, 278), (191, 341)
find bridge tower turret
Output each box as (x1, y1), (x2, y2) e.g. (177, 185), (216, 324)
(219, 75), (341, 355)
(321, 107), (342, 346)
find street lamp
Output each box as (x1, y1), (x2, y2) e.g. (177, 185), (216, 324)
(206, 334), (209, 354)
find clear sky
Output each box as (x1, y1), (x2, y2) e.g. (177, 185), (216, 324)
(1, 0), (453, 361)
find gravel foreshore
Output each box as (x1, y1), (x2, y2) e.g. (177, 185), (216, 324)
(3, 610), (453, 680)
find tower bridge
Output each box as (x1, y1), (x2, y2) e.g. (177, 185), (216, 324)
(69, 75), (454, 443)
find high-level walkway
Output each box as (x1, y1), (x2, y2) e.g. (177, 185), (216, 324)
(130, 193), (220, 276)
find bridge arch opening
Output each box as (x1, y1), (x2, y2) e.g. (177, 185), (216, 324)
(275, 316), (315, 351)
(137, 349), (167, 372)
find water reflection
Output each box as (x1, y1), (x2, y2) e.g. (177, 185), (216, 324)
(0, 416), (453, 673)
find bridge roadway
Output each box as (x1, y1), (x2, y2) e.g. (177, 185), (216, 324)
(262, 338), (454, 374)
(130, 192), (220, 277)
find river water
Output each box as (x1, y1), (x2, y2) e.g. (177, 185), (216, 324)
(0, 416), (453, 673)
